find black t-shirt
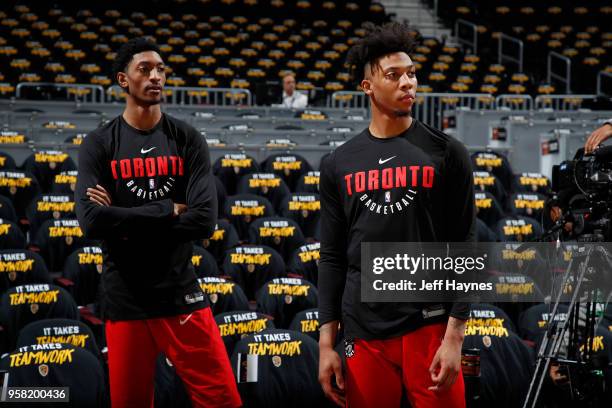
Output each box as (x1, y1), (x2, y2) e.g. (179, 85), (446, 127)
(0, 343), (106, 408)
(0, 284), (79, 352)
(223, 245), (286, 300)
(215, 311), (275, 356)
(154, 353), (191, 408)
(263, 153), (313, 192)
(471, 151), (514, 194)
(197, 276), (250, 316)
(279, 192), (321, 240)
(473, 170), (506, 205)
(0, 249), (50, 295)
(0, 170), (41, 218)
(248, 216), (306, 261)
(287, 242), (320, 285)
(0, 194), (18, 222)
(224, 194), (274, 241)
(194, 219), (240, 267)
(487, 274), (544, 303)
(236, 172), (290, 212)
(230, 329), (326, 408)
(513, 172), (551, 195)
(289, 308), (320, 341)
(467, 303), (517, 334)
(23, 150), (77, 194)
(62, 246), (103, 307)
(31, 219), (92, 272)
(191, 245), (220, 278)
(214, 175), (227, 218)
(16, 318), (100, 358)
(0, 150), (17, 170)
(256, 277), (318, 329)
(75, 114), (218, 320)
(494, 215), (543, 242)
(0, 130), (28, 145)
(0, 218), (26, 250)
(26, 194), (76, 238)
(507, 192), (547, 222)
(518, 303), (569, 350)
(64, 133), (88, 146)
(489, 242), (548, 275)
(475, 191), (505, 228)
(318, 120), (475, 340)
(51, 170), (78, 195)
(295, 171), (320, 194)
(462, 330), (534, 408)
(476, 218), (497, 242)
(213, 153), (259, 196)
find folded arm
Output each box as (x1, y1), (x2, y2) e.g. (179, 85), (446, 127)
(75, 133), (175, 240)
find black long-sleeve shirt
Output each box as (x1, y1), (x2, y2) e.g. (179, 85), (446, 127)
(318, 119), (475, 340)
(75, 114), (217, 320)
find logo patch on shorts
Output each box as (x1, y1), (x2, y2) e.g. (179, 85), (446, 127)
(344, 339), (355, 358)
(184, 292), (204, 305)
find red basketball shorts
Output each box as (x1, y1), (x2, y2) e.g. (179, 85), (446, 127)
(105, 307), (241, 408)
(345, 322), (465, 408)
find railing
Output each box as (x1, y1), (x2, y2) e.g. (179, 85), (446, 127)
(597, 71), (612, 97)
(15, 83), (105, 103)
(326, 91), (369, 109)
(498, 34), (524, 72)
(496, 94), (533, 110)
(412, 93), (496, 129)
(327, 90), (599, 127)
(454, 19), (478, 54)
(547, 52), (572, 94)
(534, 94), (598, 110)
(105, 85), (252, 105)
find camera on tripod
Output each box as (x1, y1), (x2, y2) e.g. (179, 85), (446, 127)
(550, 146), (612, 241)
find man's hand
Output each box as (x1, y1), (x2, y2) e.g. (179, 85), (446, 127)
(87, 184), (111, 207)
(429, 318), (466, 393)
(318, 345), (345, 407)
(584, 123), (612, 154)
(318, 321), (345, 407)
(173, 203), (187, 217)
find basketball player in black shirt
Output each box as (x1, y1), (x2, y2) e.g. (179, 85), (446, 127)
(76, 38), (240, 408)
(317, 23), (474, 408)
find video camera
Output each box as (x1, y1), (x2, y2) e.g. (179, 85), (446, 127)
(551, 146), (612, 240)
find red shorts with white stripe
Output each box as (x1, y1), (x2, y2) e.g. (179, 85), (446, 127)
(345, 322), (465, 408)
(105, 307), (241, 408)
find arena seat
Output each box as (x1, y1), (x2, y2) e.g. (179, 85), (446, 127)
(0, 343), (107, 407)
(230, 329), (327, 408)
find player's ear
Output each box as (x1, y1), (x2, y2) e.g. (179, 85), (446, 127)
(361, 78), (373, 96)
(117, 72), (128, 90)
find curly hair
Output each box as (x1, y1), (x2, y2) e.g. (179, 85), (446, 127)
(345, 22), (421, 86)
(112, 38), (162, 79)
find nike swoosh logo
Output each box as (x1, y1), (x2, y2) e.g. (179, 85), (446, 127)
(179, 313), (193, 325)
(378, 156), (397, 165)
(140, 146), (156, 154)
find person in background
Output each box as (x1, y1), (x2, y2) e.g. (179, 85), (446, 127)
(584, 120), (612, 153)
(281, 73), (308, 108)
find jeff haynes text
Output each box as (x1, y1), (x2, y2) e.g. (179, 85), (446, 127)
(372, 279), (493, 292)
